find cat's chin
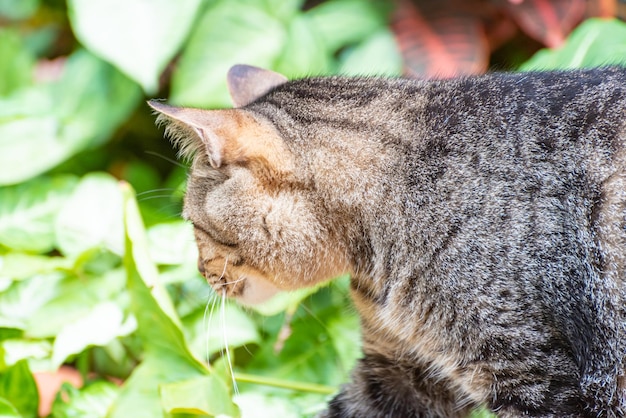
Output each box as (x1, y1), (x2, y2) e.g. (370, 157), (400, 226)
(235, 276), (282, 306)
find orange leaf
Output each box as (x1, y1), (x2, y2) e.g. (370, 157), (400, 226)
(391, 0), (490, 78)
(502, 0), (586, 48)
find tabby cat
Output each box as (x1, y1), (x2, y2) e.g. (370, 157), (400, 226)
(150, 65), (626, 417)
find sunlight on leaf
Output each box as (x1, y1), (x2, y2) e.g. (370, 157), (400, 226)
(160, 375), (240, 417)
(55, 173), (124, 257)
(171, 1), (285, 107)
(339, 29), (402, 76)
(0, 50), (140, 185)
(67, 0), (202, 93)
(51, 380), (118, 418)
(51, 302), (135, 368)
(521, 18), (626, 70)
(0, 175), (77, 253)
(108, 182), (232, 418)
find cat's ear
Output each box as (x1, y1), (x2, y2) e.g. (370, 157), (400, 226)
(148, 100), (291, 171)
(148, 100), (234, 168)
(227, 64), (287, 107)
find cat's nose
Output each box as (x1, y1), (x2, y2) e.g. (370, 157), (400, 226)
(197, 257), (206, 274)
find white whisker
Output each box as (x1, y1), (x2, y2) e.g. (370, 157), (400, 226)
(203, 293), (218, 365)
(221, 288), (239, 396)
(137, 195), (180, 202)
(223, 276), (246, 285)
(145, 150), (188, 168)
(136, 188), (177, 196)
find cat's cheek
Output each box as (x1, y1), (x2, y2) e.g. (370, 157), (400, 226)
(237, 276), (281, 306)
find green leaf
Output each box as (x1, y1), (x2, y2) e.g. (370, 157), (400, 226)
(51, 301), (135, 368)
(0, 175), (77, 253)
(171, 1), (286, 108)
(1, 339), (51, 368)
(0, 0), (39, 20)
(251, 286), (321, 317)
(251, 0), (304, 22)
(339, 30), (402, 77)
(55, 173), (124, 257)
(0, 29), (35, 96)
(183, 302), (260, 360)
(0, 50), (141, 185)
(146, 221), (197, 266)
(248, 285), (357, 387)
(51, 380), (119, 418)
(274, 14), (331, 77)
(0, 273), (65, 331)
(0, 253), (72, 280)
(108, 183), (216, 418)
(0, 397), (20, 418)
(160, 375), (239, 417)
(67, 0), (203, 93)
(521, 18), (626, 71)
(25, 269), (126, 338)
(307, 0), (388, 53)
(0, 360), (38, 418)
(234, 392), (300, 418)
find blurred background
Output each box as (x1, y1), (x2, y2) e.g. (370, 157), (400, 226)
(1, 0), (625, 417)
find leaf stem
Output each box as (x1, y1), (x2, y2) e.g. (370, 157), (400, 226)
(233, 372), (337, 395)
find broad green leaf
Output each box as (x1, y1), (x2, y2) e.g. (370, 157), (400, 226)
(0, 273), (65, 330)
(248, 285), (356, 387)
(0, 29), (35, 96)
(108, 183), (213, 418)
(160, 375), (239, 417)
(0, 360), (38, 418)
(0, 50), (140, 185)
(250, 0), (304, 22)
(49, 50), (141, 148)
(25, 269), (126, 338)
(307, 0), (388, 53)
(120, 183), (181, 325)
(521, 18), (626, 71)
(55, 173), (124, 257)
(251, 286), (321, 317)
(1, 339), (51, 368)
(339, 30), (402, 77)
(171, 1), (286, 108)
(0, 397), (20, 418)
(0, 116), (61, 186)
(51, 302), (136, 368)
(51, 380), (118, 418)
(0, 253), (72, 280)
(146, 221), (197, 266)
(0, 175), (77, 253)
(67, 0), (202, 93)
(183, 302), (260, 360)
(326, 308), (361, 376)
(234, 393), (300, 418)
(470, 408), (498, 417)
(0, 0), (39, 20)
(274, 14), (331, 77)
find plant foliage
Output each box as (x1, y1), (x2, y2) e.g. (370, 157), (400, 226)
(1, 0), (625, 417)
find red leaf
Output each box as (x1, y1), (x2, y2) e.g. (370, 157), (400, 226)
(391, 0), (490, 78)
(502, 0), (586, 48)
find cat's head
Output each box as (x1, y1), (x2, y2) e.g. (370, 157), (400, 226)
(149, 65), (351, 305)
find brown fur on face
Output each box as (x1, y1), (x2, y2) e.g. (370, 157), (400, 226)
(149, 99), (351, 305)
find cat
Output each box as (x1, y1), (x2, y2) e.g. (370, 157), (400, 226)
(150, 64), (626, 417)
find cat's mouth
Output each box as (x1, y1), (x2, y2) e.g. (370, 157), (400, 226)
(198, 257), (281, 305)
